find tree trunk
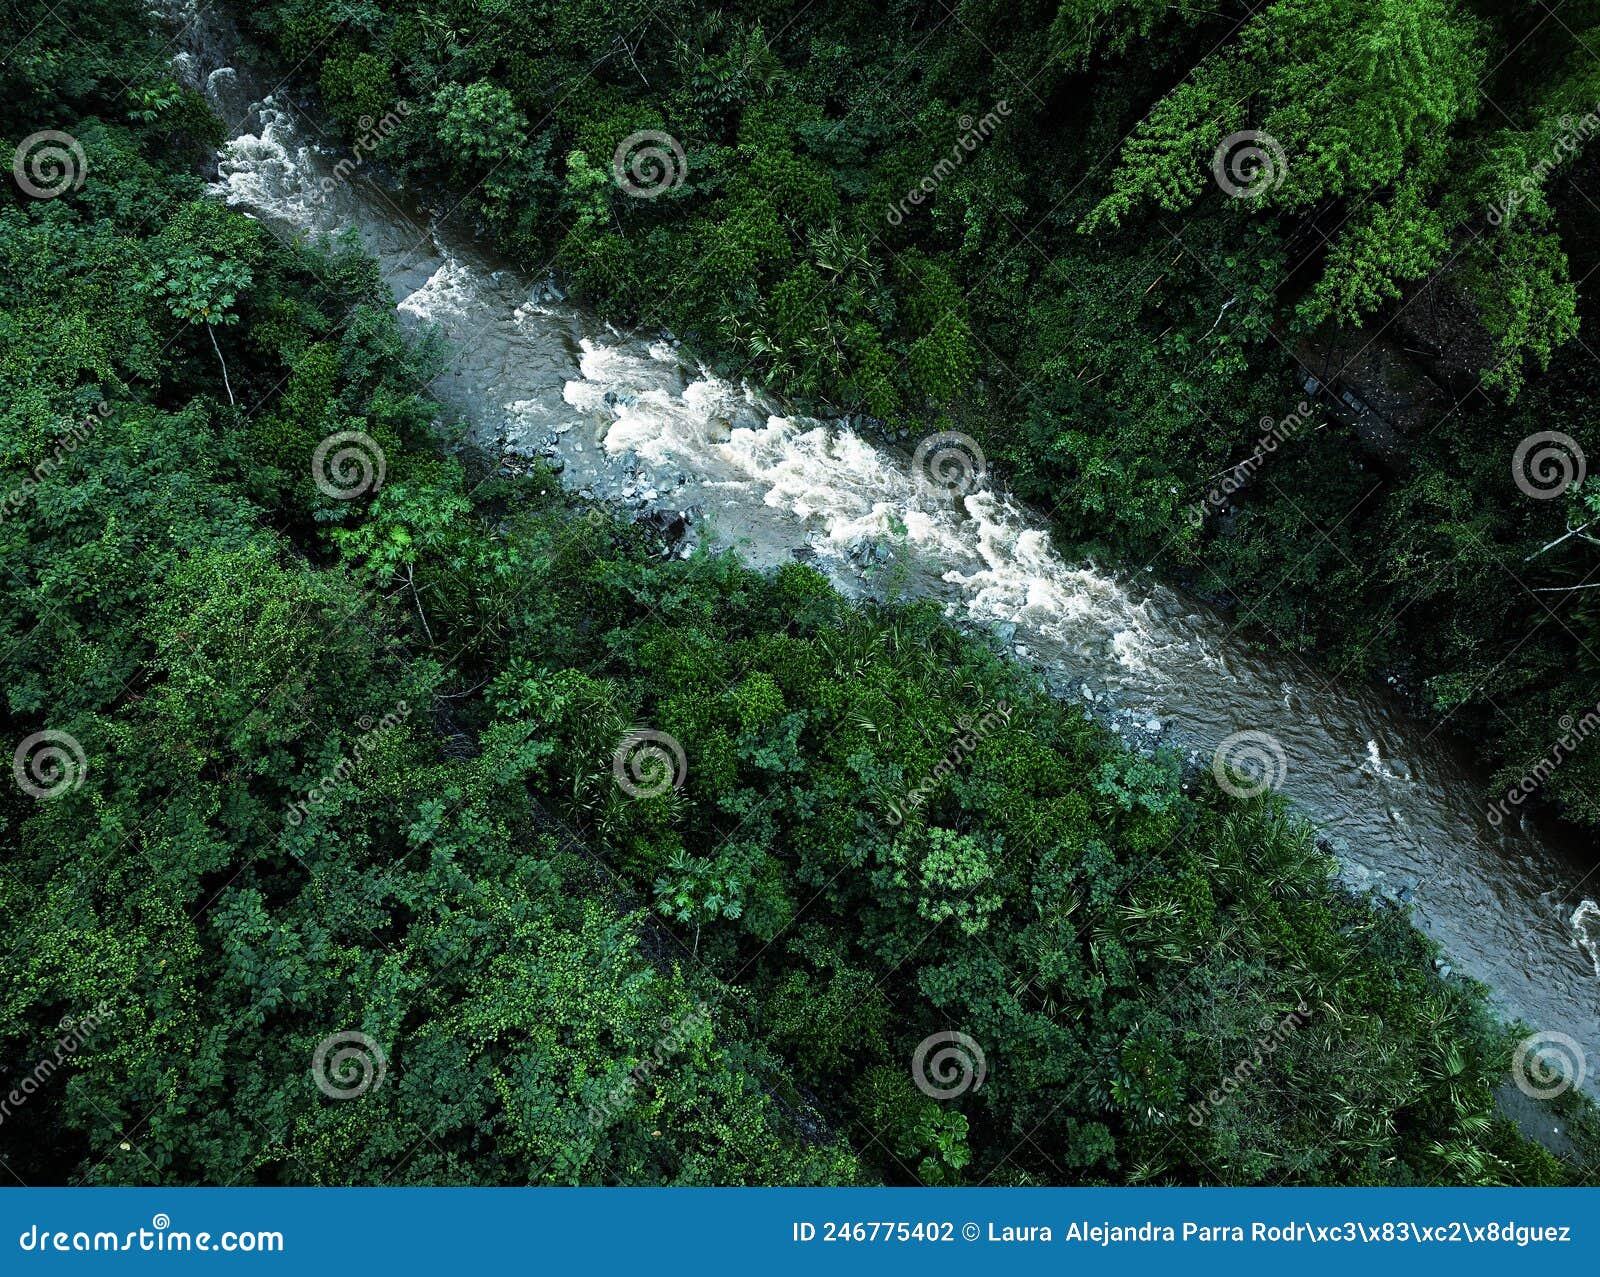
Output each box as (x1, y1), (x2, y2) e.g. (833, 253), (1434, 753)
(207, 324), (235, 405)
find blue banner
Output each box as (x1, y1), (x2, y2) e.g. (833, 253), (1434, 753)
(1, 1189), (1595, 1274)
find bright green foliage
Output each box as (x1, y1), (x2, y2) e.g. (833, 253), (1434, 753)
(1463, 219), (1579, 397)
(1107, 0), (1477, 206)
(138, 200), (258, 328)
(319, 46), (395, 128)
(431, 81), (528, 171)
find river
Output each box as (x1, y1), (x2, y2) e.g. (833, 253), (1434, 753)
(167, 0), (1599, 1091)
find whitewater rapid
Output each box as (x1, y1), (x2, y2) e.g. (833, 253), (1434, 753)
(174, 13), (1599, 1091)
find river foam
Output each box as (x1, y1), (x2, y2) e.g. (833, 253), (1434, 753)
(193, 27), (1599, 1091)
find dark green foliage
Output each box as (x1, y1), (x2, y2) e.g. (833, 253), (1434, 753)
(226, 0), (1600, 853)
(2, 0), (1596, 1190)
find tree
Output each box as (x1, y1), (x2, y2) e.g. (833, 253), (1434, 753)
(138, 201), (260, 404)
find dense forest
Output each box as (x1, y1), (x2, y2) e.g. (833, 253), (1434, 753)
(230, 0), (1600, 834)
(2, 0), (1598, 1187)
